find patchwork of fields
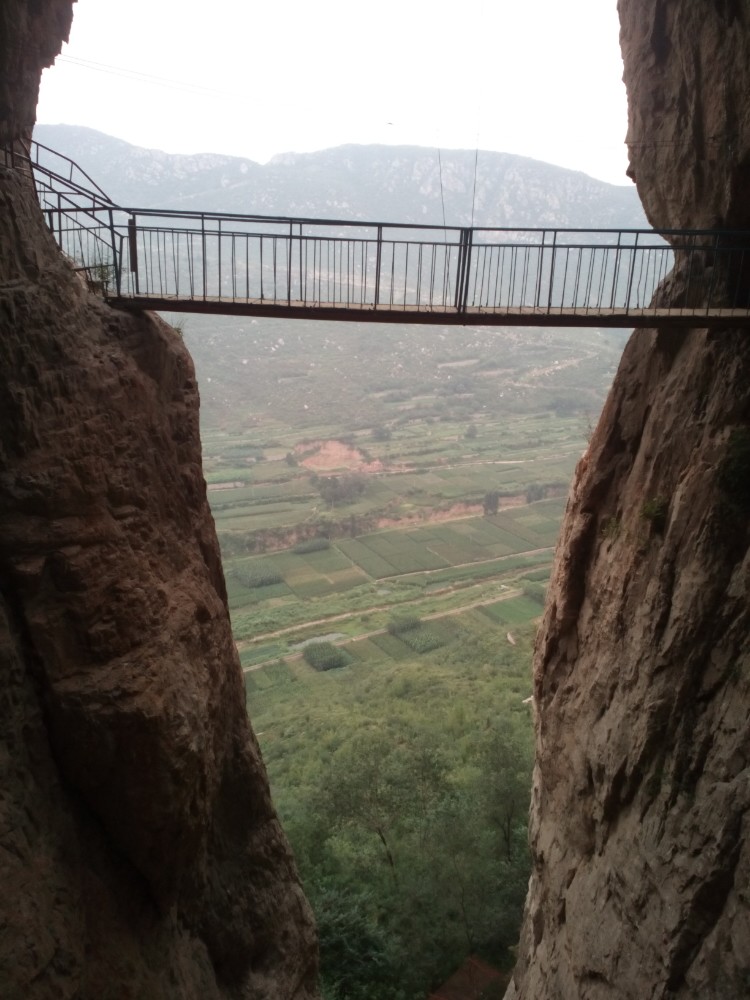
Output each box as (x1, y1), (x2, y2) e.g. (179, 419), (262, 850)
(195, 338), (599, 685)
(225, 497), (561, 669)
(230, 497), (561, 601)
(243, 592), (543, 693)
(206, 409), (583, 551)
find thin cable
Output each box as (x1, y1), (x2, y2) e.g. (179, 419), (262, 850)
(58, 54), (227, 99)
(437, 145), (448, 232)
(470, 144), (480, 227)
(470, 0), (484, 228)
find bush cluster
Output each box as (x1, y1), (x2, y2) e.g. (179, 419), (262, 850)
(399, 627), (445, 654)
(235, 563), (284, 589)
(294, 537), (332, 554)
(641, 496), (668, 534)
(387, 615), (445, 652)
(303, 641), (349, 671)
(387, 614), (421, 635)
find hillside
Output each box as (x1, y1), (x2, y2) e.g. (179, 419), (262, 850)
(34, 123), (646, 228)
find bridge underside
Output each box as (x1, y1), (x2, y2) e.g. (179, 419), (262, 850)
(106, 295), (750, 329)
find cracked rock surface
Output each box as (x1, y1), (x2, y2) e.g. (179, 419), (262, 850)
(0, 3), (318, 997)
(506, 3), (750, 998)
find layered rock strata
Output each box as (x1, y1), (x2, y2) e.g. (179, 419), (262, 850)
(0, 2), (317, 997)
(506, 2), (750, 997)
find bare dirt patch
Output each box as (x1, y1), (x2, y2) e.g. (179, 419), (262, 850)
(375, 501), (482, 529)
(374, 494), (525, 530)
(298, 439), (384, 473)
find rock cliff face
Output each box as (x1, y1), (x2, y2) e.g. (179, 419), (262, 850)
(506, 3), (750, 998)
(0, 3), (317, 998)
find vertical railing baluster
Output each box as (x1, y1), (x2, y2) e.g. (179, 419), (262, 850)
(217, 217), (222, 301)
(128, 215), (139, 294)
(375, 225), (383, 309)
(609, 230), (623, 309)
(454, 228), (473, 313)
(201, 214), (207, 300)
(547, 230), (558, 313)
(297, 222), (307, 303)
(107, 208), (118, 296)
(624, 231), (638, 311)
(287, 221), (293, 305)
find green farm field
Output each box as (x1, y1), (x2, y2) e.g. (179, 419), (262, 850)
(227, 501), (560, 654)
(191, 312), (623, 999)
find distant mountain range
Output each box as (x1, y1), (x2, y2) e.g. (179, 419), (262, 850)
(34, 124), (646, 230)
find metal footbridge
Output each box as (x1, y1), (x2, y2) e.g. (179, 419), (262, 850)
(8, 140), (750, 328)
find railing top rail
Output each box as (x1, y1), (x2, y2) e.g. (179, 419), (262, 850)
(29, 139), (115, 205)
(112, 204), (750, 242)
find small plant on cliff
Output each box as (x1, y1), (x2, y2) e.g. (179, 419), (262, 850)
(600, 515), (621, 541)
(718, 426), (750, 514)
(79, 257), (114, 295)
(167, 314), (187, 338)
(640, 496), (668, 535)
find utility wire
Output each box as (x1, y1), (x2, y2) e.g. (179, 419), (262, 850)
(470, 144), (480, 227)
(437, 145), (448, 232)
(58, 54), (228, 99)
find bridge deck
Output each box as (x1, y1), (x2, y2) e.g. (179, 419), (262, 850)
(108, 295), (750, 328)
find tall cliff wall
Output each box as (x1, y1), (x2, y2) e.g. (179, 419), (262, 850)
(506, 3), (750, 998)
(0, 3), (317, 997)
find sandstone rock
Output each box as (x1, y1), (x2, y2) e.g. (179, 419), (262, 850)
(0, 0), (73, 145)
(507, 3), (750, 997)
(619, 0), (750, 231)
(0, 3), (318, 997)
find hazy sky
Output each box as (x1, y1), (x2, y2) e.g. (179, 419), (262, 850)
(37, 0), (631, 186)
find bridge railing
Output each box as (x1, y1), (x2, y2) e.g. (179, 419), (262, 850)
(34, 179), (127, 293)
(116, 213), (750, 317)
(2, 140), (127, 294)
(7, 140), (750, 321)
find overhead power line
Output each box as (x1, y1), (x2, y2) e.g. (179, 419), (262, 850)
(58, 54), (229, 99)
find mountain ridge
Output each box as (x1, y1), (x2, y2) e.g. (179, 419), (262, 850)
(34, 123), (646, 229)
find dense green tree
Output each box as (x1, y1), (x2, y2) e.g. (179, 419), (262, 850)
(303, 641), (349, 671)
(525, 482), (547, 503)
(522, 579), (547, 607)
(320, 731), (412, 884)
(483, 490), (501, 515)
(478, 721), (534, 862)
(316, 472), (367, 508)
(292, 714), (533, 998)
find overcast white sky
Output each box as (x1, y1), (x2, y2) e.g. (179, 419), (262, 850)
(37, 0), (631, 186)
